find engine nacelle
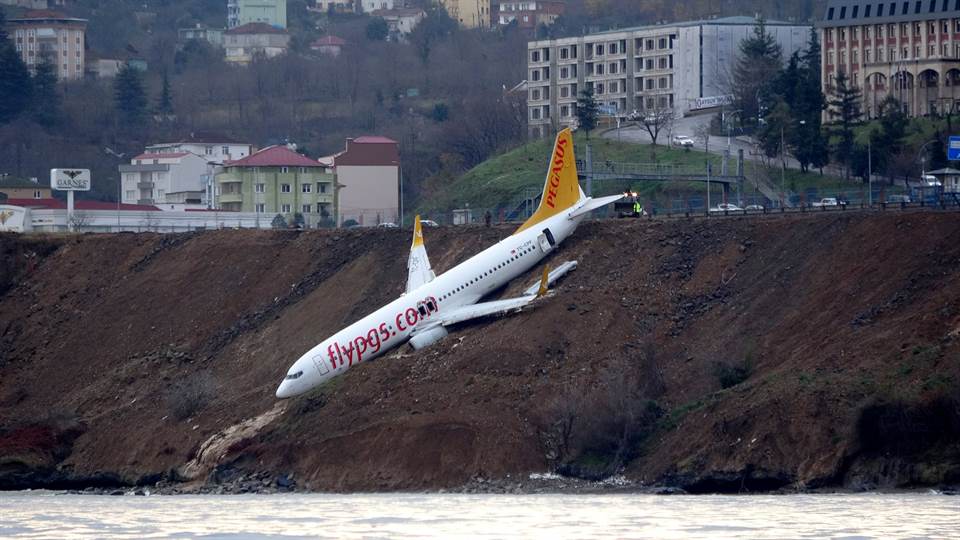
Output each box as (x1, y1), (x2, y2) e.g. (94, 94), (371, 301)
(409, 325), (449, 350)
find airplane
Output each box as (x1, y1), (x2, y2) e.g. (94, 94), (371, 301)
(276, 128), (623, 399)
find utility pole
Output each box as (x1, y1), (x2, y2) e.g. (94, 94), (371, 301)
(868, 140), (873, 206)
(780, 125), (786, 207)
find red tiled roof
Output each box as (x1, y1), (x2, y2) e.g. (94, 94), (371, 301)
(11, 10), (87, 22)
(225, 23), (288, 35)
(224, 145), (322, 168)
(5, 198), (160, 211)
(132, 152), (190, 160)
(312, 35), (346, 46)
(353, 136), (398, 144)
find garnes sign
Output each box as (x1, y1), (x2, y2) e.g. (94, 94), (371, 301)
(50, 169), (91, 191)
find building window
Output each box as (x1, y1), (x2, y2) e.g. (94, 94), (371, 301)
(658, 37), (667, 49)
(302, 183), (311, 193)
(281, 203), (291, 213)
(222, 146), (229, 154)
(34, 190), (41, 199)
(302, 204), (311, 213)
(205, 146), (213, 155)
(255, 183), (265, 193)
(595, 43), (603, 56)
(255, 203), (265, 213)
(281, 184), (291, 193)
(126, 190), (135, 200)
(646, 39), (654, 50)
(318, 182), (327, 193)
(280, 166), (289, 173)
(608, 42), (617, 55)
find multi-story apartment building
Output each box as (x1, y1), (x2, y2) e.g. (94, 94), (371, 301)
(119, 152), (211, 207)
(494, 1), (565, 30)
(224, 22), (289, 64)
(7, 10), (86, 80)
(360, 0), (395, 12)
(438, 0), (491, 29)
(216, 145), (337, 223)
(227, 0), (287, 29)
(526, 16), (811, 138)
(321, 136), (400, 227)
(144, 133), (254, 165)
(818, 0), (960, 118)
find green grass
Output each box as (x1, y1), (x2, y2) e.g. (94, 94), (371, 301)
(419, 133), (877, 215)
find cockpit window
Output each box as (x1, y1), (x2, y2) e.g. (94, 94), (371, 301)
(285, 371), (304, 380)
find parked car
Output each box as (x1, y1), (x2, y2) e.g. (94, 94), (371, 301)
(811, 197), (847, 208)
(709, 203), (742, 213)
(744, 204), (765, 211)
(886, 194), (911, 204)
(377, 222), (398, 228)
(672, 135), (695, 148)
(420, 219), (440, 227)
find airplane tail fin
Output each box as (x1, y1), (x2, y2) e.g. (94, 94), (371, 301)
(515, 128), (584, 234)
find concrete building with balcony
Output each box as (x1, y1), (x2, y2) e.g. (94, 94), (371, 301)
(224, 22), (289, 64)
(370, 8), (426, 40)
(144, 133), (254, 165)
(119, 151), (210, 208)
(178, 24), (225, 48)
(120, 152), (211, 208)
(216, 145), (337, 226)
(320, 136), (400, 227)
(525, 16), (811, 138)
(7, 10), (86, 80)
(438, 0), (491, 29)
(818, 1), (960, 118)
(227, 0), (287, 29)
(494, 1), (565, 31)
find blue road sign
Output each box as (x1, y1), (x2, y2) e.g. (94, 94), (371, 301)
(949, 136), (960, 160)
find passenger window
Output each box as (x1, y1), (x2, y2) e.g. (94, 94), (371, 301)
(418, 305), (427, 317)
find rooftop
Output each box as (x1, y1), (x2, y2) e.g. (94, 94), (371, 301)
(132, 152), (191, 161)
(0, 177), (47, 189)
(312, 35), (347, 46)
(9, 10), (87, 23)
(225, 145), (323, 168)
(353, 136), (398, 144)
(819, 0), (960, 28)
(529, 15), (808, 43)
(151, 132), (249, 145)
(225, 23), (288, 35)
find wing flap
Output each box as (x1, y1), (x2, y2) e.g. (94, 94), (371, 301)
(522, 260), (578, 296)
(436, 296), (536, 327)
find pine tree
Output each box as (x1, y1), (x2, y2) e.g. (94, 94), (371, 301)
(827, 71), (863, 179)
(575, 87), (598, 138)
(29, 54), (61, 128)
(114, 62), (148, 127)
(155, 70), (174, 117)
(732, 18), (784, 129)
(0, 9), (32, 125)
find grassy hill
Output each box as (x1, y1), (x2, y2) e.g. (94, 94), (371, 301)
(419, 133), (862, 218)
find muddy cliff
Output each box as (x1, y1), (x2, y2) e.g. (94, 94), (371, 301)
(1, 212), (959, 493)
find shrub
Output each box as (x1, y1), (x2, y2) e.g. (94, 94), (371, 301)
(167, 374), (215, 420)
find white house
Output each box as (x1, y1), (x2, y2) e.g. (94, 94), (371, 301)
(224, 22), (289, 64)
(119, 151), (211, 208)
(370, 8), (426, 40)
(360, 0), (395, 12)
(144, 133), (254, 165)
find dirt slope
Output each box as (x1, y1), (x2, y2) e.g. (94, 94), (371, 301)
(1, 212), (958, 492)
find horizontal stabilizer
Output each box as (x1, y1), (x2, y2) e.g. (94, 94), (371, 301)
(568, 194), (625, 219)
(523, 260), (578, 296)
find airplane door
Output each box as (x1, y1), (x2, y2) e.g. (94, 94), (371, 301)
(312, 354), (330, 375)
(537, 228), (556, 253)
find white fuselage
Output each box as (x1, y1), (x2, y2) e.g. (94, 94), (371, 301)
(275, 207), (586, 398)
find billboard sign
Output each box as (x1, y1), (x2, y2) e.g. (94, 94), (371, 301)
(0, 205), (29, 232)
(50, 169), (91, 191)
(691, 95), (734, 111)
(948, 136), (960, 161)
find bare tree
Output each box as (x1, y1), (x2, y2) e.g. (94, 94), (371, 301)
(639, 100), (675, 147)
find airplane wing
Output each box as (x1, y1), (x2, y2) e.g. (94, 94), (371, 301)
(429, 264), (566, 328)
(406, 215), (436, 294)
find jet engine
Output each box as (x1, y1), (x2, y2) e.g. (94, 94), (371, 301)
(409, 325), (448, 350)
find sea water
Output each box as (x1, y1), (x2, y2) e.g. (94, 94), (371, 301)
(0, 491), (957, 539)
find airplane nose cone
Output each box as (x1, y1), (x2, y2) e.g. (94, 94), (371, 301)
(276, 381), (293, 399)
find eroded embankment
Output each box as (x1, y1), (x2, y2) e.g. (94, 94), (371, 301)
(1, 212), (959, 493)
